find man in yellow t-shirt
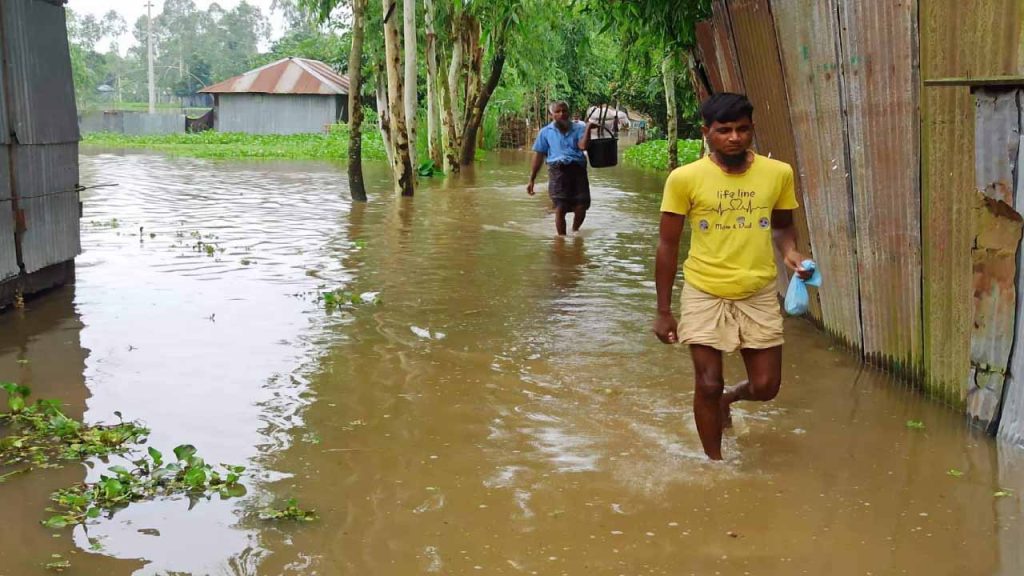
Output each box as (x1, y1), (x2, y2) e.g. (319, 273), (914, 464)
(653, 92), (812, 460)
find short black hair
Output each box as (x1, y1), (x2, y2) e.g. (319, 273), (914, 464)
(700, 93), (754, 126)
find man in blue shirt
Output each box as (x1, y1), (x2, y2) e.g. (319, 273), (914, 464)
(527, 101), (597, 235)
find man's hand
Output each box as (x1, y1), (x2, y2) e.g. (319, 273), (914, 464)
(653, 311), (679, 344)
(784, 250), (813, 280)
(527, 180), (536, 196)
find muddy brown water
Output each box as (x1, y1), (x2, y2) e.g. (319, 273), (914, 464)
(1, 150), (1023, 575)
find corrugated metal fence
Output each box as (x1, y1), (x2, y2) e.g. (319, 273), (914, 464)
(692, 0), (1024, 440)
(0, 0), (80, 302)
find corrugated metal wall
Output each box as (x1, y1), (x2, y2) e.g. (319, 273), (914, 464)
(773, 0), (862, 348)
(693, 0), (1024, 440)
(218, 94), (342, 135)
(0, 0), (80, 293)
(838, 0), (923, 377)
(725, 0), (818, 318)
(968, 90), (1022, 430)
(920, 1), (1023, 410)
(80, 111), (186, 136)
(0, 6), (14, 283)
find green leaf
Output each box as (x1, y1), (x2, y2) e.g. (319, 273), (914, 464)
(184, 466), (207, 489)
(906, 420), (925, 430)
(86, 507), (101, 518)
(173, 444), (197, 462)
(995, 490), (1013, 497)
(42, 515), (70, 529)
(947, 468), (964, 478)
(108, 465), (131, 478)
(148, 446), (163, 465)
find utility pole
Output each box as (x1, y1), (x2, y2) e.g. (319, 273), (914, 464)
(146, 1), (156, 114)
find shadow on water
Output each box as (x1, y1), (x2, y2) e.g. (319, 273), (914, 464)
(0, 148), (1022, 574)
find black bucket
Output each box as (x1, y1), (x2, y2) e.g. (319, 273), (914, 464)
(587, 137), (618, 168)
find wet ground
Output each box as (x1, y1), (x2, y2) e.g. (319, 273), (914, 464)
(1, 149), (1023, 575)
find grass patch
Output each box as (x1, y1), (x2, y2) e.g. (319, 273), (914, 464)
(623, 139), (703, 171)
(82, 124), (389, 162)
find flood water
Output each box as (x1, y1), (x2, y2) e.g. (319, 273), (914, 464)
(1, 149), (1024, 575)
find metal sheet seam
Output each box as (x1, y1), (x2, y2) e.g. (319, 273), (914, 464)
(831, 0), (867, 359)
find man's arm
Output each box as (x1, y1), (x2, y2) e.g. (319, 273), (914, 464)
(527, 152), (546, 195)
(771, 209), (812, 279)
(578, 122), (598, 150)
(654, 212), (685, 344)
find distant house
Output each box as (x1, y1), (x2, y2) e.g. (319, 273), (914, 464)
(200, 57), (350, 135)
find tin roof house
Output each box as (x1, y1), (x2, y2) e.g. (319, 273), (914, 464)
(200, 57), (350, 135)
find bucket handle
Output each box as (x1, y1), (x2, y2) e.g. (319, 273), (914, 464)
(590, 104), (616, 139)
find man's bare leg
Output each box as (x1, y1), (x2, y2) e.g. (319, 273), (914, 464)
(719, 346), (783, 427)
(554, 206), (568, 235)
(690, 344), (726, 460)
(572, 206), (586, 232)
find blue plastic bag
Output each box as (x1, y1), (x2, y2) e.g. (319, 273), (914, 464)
(784, 259), (822, 316)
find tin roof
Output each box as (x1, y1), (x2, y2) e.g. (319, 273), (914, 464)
(200, 57), (349, 95)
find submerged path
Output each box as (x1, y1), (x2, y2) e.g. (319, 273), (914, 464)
(0, 150), (1022, 575)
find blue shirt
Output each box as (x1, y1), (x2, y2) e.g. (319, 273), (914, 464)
(532, 121), (586, 166)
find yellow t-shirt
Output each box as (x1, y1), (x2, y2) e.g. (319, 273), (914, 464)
(660, 154), (799, 299)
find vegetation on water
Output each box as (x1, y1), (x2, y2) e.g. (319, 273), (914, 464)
(258, 498), (318, 522)
(319, 288), (380, 313)
(1, 383), (315, 537)
(623, 139), (703, 171)
(43, 444), (247, 530)
(82, 123), (388, 162)
(0, 383), (147, 474)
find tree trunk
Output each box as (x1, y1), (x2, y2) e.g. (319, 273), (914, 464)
(447, 14), (464, 137)
(459, 24), (507, 166)
(382, 0), (414, 196)
(424, 0), (442, 167)
(441, 13), (464, 173)
(662, 54), (679, 170)
(347, 0), (367, 202)
(403, 0), (418, 169)
(375, 62), (394, 167)
(438, 58), (460, 173)
(461, 17), (482, 136)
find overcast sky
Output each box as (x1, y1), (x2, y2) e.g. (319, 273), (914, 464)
(65, 0), (289, 54)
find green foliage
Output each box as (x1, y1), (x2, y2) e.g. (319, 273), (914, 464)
(417, 160), (442, 177)
(319, 288), (380, 313)
(622, 139), (702, 171)
(81, 125), (388, 161)
(43, 445), (247, 530)
(0, 384), (148, 470)
(258, 498), (318, 522)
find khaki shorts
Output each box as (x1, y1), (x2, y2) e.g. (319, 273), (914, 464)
(678, 282), (784, 352)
